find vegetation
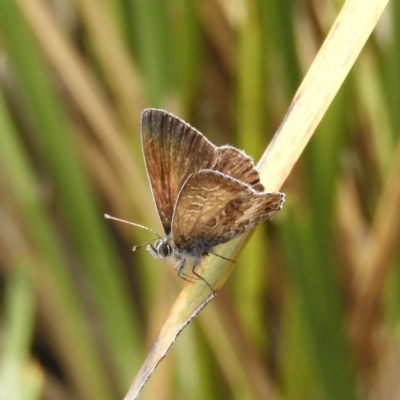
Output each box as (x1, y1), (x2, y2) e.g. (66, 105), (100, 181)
(0, 1), (396, 399)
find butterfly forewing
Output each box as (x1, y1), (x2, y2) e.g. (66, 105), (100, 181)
(171, 170), (284, 250)
(141, 109), (218, 234)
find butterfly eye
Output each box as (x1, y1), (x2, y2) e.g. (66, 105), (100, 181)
(155, 240), (172, 258)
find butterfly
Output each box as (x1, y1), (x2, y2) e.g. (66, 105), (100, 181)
(107, 109), (285, 292)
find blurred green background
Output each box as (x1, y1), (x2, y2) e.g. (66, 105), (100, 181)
(0, 0), (398, 399)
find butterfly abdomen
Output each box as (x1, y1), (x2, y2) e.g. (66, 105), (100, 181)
(175, 235), (224, 257)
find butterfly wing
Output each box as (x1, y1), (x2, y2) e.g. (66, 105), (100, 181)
(206, 191), (284, 240)
(171, 170), (284, 252)
(215, 146), (264, 192)
(141, 109), (218, 235)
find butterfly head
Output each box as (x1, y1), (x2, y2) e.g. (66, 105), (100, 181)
(147, 238), (173, 259)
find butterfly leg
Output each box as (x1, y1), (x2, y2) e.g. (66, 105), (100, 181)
(209, 251), (236, 264)
(176, 258), (197, 283)
(191, 259), (216, 295)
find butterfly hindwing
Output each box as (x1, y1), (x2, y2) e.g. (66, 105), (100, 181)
(214, 146), (264, 192)
(171, 170), (284, 252)
(204, 191), (284, 240)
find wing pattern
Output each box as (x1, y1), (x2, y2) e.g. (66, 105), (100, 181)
(215, 146), (264, 192)
(172, 170), (284, 254)
(142, 109), (217, 234)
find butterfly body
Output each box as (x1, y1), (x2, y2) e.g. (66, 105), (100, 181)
(147, 236), (211, 279)
(141, 109), (285, 286)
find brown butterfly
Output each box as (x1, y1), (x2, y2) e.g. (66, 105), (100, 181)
(107, 109), (284, 291)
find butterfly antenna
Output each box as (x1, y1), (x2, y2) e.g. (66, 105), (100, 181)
(104, 214), (162, 239)
(132, 238), (158, 252)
